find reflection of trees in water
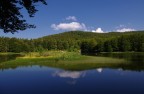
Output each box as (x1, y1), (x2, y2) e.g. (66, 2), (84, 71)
(0, 54), (21, 71)
(0, 55), (15, 63)
(96, 53), (144, 71)
(0, 53), (144, 71)
(97, 53), (144, 63)
(0, 54), (21, 63)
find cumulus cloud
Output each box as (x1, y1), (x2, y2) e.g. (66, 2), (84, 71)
(51, 22), (87, 31)
(116, 28), (136, 32)
(92, 28), (104, 33)
(66, 16), (77, 21)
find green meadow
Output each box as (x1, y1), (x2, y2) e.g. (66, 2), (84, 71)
(0, 51), (130, 71)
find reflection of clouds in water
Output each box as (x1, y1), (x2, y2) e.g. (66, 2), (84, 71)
(117, 68), (127, 76)
(53, 70), (86, 85)
(96, 68), (103, 73)
(118, 68), (123, 71)
(67, 80), (77, 85)
(53, 70), (86, 79)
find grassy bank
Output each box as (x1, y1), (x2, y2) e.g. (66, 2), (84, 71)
(0, 52), (22, 55)
(0, 51), (129, 71)
(21, 51), (82, 60)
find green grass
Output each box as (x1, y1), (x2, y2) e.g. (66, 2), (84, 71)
(21, 51), (83, 60)
(0, 51), (128, 71)
(0, 52), (22, 55)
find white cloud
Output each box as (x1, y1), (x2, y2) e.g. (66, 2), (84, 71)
(66, 16), (77, 21)
(115, 24), (126, 29)
(51, 22), (87, 31)
(92, 28), (104, 33)
(116, 28), (136, 32)
(119, 24), (125, 28)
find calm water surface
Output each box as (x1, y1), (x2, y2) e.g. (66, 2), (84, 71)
(0, 53), (144, 94)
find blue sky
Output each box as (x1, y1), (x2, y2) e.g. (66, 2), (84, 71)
(0, 0), (144, 39)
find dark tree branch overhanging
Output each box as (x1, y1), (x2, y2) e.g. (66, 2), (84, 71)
(0, 0), (47, 33)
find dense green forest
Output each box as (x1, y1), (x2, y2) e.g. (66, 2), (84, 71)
(0, 31), (144, 53)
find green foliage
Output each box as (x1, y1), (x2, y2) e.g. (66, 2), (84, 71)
(0, 0), (47, 33)
(0, 31), (144, 53)
(0, 37), (9, 52)
(142, 43), (144, 52)
(81, 39), (97, 54)
(111, 38), (118, 51)
(104, 41), (113, 52)
(0, 52), (127, 71)
(80, 31), (144, 54)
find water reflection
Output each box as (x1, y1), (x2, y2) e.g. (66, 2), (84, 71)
(0, 66), (144, 94)
(0, 54), (22, 63)
(53, 68), (104, 79)
(96, 68), (103, 73)
(0, 53), (144, 94)
(53, 70), (86, 79)
(97, 52), (144, 63)
(52, 68), (104, 85)
(0, 53), (144, 72)
(53, 70), (86, 85)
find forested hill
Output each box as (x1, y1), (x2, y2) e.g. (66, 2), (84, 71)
(0, 31), (144, 53)
(40, 31), (144, 41)
(35, 31), (144, 53)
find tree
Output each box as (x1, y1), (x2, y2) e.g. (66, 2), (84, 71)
(141, 43), (144, 52)
(118, 36), (131, 52)
(0, 0), (47, 33)
(0, 37), (9, 52)
(104, 41), (113, 52)
(111, 38), (118, 51)
(81, 39), (97, 55)
(95, 41), (104, 52)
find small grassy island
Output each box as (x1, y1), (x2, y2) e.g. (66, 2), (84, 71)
(0, 51), (142, 71)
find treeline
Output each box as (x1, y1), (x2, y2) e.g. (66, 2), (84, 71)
(0, 37), (34, 52)
(0, 31), (144, 53)
(81, 34), (144, 55)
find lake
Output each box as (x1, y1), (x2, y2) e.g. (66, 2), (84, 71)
(0, 53), (144, 94)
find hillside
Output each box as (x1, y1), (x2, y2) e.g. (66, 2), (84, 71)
(40, 31), (144, 41)
(0, 31), (144, 52)
(34, 31), (144, 52)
